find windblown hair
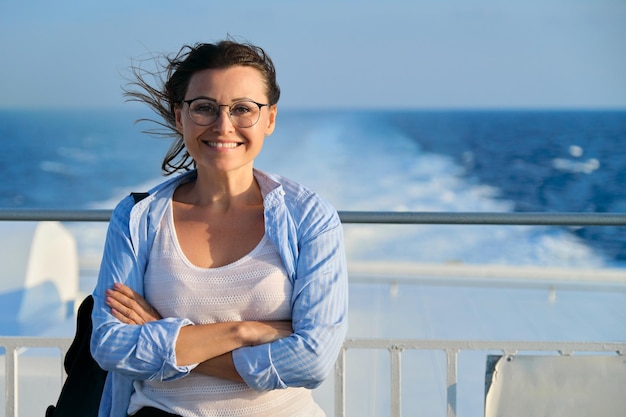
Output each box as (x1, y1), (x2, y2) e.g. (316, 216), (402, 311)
(124, 40), (281, 174)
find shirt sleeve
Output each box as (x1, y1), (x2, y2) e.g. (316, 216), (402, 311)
(232, 203), (349, 391)
(90, 199), (195, 381)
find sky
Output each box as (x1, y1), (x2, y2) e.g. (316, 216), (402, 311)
(1, 0), (625, 110)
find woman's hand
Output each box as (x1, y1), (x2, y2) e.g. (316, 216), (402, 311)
(105, 283), (162, 324)
(241, 320), (293, 345)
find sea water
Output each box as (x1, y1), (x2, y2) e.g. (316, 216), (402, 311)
(1, 109), (625, 416)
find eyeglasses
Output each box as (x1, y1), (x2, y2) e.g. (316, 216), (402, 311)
(181, 98), (270, 128)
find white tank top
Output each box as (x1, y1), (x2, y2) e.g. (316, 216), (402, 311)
(128, 200), (324, 417)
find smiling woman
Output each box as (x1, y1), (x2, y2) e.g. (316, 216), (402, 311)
(88, 40), (348, 417)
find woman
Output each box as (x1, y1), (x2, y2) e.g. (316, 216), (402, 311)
(90, 40), (348, 417)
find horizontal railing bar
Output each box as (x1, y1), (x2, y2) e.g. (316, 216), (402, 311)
(350, 274), (626, 293)
(339, 211), (626, 225)
(0, 337), (74, 350)
(349, 261), (626, 282)
(342, 338), (626, 353)
(348, 261), (626, 291)
(1, 209), (626, 226)
(2, 338), (622, 356)
(0, 209), (113, 222)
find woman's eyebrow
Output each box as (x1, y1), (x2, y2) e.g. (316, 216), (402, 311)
(186, 96), (257, 103)
(185, 96), (216, 102)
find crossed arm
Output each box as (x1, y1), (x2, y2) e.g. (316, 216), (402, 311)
(105, 283), (292, 382)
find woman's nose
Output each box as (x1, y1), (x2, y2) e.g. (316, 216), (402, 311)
(211, 106), (236, 132)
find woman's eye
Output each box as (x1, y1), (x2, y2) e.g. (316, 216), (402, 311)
(232, 104), (252, 114)
(193, 103), (218, 113)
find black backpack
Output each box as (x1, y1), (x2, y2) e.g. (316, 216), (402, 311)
(46, 192), (149, 417)
(45, 295), (107, 417)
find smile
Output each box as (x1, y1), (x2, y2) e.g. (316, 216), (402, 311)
(203, 141), (241, 149)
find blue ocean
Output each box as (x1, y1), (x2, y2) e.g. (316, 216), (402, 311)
(1, 109), (626, 416)
(1, 108), (625, 266)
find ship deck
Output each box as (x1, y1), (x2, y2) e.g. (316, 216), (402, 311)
(1, 210), (625, 416)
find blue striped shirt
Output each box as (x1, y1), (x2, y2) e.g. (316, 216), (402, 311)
(90, 169), (349, 417)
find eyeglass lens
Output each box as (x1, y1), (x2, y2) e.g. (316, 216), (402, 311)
(188, 100), (261, 128)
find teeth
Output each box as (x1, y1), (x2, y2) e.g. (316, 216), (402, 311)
(206, 141), (239, 149)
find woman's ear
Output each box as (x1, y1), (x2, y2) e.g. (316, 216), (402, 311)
(264, 105), (277, 136)
(174, 103), (183, 133)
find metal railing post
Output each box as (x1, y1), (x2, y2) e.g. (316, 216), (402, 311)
(4, 342), (18, 417)
(445, 348), (459, 417)
(334, 347), (347, 417)
(390, 345), (403, 417)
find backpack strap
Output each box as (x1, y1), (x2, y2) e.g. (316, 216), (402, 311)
(131, 192), (150, 204)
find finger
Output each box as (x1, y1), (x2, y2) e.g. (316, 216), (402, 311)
(107, 296), (142, 324)
(106, 291), (159, 324)
(110, 285), (160, 321)
(109, 285), (142, 308)
(113, 283), (139, 299)
(135, 306), (155, 323)
(106, 287), (133, 306)
(107, 287), (143, 314)
(111, 308), (137, 325)
(110, 308), (127, 323)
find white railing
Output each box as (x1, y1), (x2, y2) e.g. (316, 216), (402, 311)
(334, 338), (626, 417)
(1, 337), (72, 417)
(2, 336), (625, 417)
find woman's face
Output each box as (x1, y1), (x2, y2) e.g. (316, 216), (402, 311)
(175, 65), (277, 176)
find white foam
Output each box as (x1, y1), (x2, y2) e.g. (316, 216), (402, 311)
(259, 116), (605, 268)
(552, 157), (600, 174)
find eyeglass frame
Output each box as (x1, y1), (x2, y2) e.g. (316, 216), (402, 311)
(180, 97), (271, 128)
